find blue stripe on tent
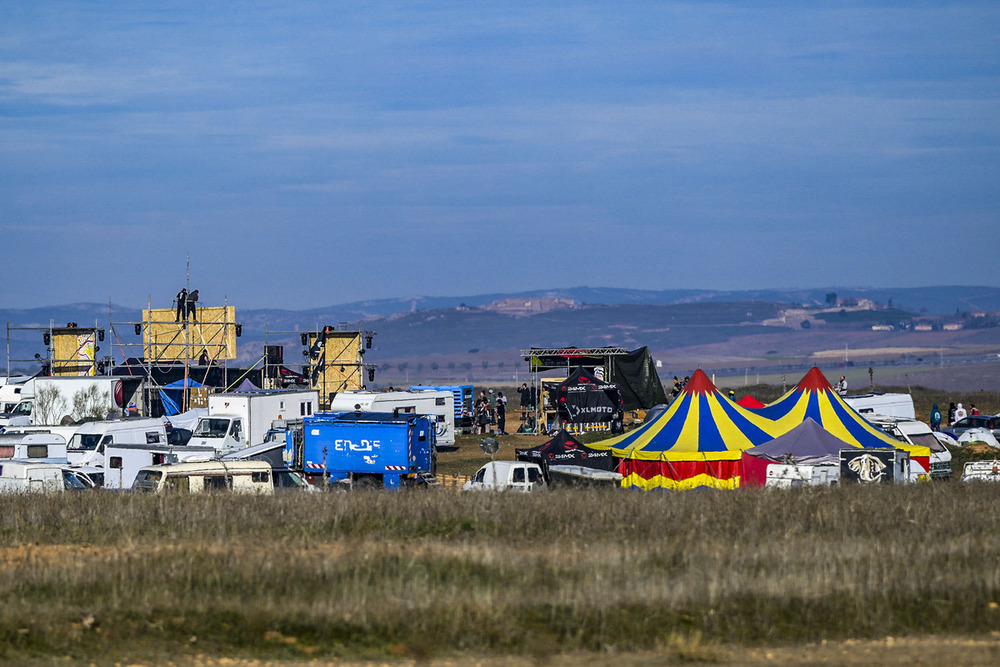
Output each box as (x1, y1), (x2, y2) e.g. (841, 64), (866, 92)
(826, 396), (893, 446)
(696, 394), (727, 452)
(715, 399), (775, 446)
(803, 391), (823, 423)
(644, 393), (692, 452)
(753, 391), (799, 421)
(610, 403), (668, 449)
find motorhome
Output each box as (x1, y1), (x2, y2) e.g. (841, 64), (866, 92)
(66, 418), (169, 467)
(103, 443), (217, 490)
(132, 460), (274, 495)
(188, 390), (318, 455)
(328, 390), (456, 446)
(863, 415), (952, 479)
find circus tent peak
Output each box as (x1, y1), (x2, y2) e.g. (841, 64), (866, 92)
(684, 369), (717, 394)
(797, 366), (833, 392)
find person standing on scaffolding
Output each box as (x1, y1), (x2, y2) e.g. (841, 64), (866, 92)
(175, 288), (187, 322)
(186, 289), (199, 322)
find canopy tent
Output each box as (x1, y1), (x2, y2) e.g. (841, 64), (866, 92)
(755, 367), (930, 472)
(589, 369), (783, 490)
(157, 379), (203, 416)
(232, 378), (261, 392)
(740, 418), (865, 487)
(516, 429), (616, 474)
(552, 367), (623, 425)
(737, 395), (766, 409)
(609, 347), (669, 411)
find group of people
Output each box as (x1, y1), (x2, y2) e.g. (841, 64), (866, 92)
(474, 389), (507, 435)
(930, 402), (980, 430)
(174, 288), (200, 323)
(669, 376), (690, 400)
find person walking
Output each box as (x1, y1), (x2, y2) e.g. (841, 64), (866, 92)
(175, 288), (187, 322)
(930, 403), (942, 431)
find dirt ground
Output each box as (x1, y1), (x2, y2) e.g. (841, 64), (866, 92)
(145, 635), (1000, 666)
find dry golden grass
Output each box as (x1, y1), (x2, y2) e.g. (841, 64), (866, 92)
(2, 482), (1000, 664)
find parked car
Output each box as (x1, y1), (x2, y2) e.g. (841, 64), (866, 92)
(947, 415), (1000, 441)
(463, 461), (546, 492)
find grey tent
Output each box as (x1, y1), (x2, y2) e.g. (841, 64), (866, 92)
(741, 418), (859, 486)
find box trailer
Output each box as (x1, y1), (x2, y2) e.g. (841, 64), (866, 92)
(188, 389), (319, 455)
(0, 376), (143, 428)
(288, 411), (436, 489)
(329, 390), (455, 446)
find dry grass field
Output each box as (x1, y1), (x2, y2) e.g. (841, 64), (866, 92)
(4, 482), (1000, 665)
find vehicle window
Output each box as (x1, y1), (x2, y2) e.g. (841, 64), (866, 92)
(68, 433), (102, 451)
(27, 445), (48, 458)
(230, 421), (242, 442)
(145, 431), (161, 444)
(472, 468), (485, 483)
(908, 432), (945, 453)
(512, 467), (525, 483)
(528, 468), (543, 483)
(101, 435), (113, 445)
(109, 456), (123, 469)
(251, 471), (270, 483)
(63, 471), (87, 490)
(205, 475), (231, 490)
(194, 419), (230, 437)
(436, 397), (446, 406)
(0, 446), (14, 458)
(135, 470), (162, 486)
(164, 475), (189, 493)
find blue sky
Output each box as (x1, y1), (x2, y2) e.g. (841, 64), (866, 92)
(2, 1), (999, 311)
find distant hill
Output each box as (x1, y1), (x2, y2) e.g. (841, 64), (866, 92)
(2, 286), (998, 377)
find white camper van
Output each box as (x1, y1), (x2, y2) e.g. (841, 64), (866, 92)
(863, 415), (952, 479)
(328, 390), (456, 446)
(66, 418), (169, 467)
(132, 460), (274, 495)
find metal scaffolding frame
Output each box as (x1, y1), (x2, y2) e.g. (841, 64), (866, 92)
(519, 347), (629, 434)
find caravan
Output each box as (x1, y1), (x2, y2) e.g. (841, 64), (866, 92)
(328, 390), (455, 446)
(133, 460), (273, 494)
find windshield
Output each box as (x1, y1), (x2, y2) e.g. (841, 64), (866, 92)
(193, 418), (231, 438)
(133, 470), (163, 492)
(908, 431), (946, 453)
(11, 401), (31, 417)
(68, 433), (103, 451)
(62, 471), (88, 490)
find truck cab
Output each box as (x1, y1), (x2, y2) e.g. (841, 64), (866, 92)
(189, 415), (245, 455)
(0, 400), (32, 428)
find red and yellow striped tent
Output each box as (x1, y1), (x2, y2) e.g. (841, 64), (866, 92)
(754, 366), (931, 472)
(590, 369), (783, 490)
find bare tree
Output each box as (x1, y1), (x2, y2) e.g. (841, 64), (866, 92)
(72, 386), (112, 422)
(33, 386), (68, 425)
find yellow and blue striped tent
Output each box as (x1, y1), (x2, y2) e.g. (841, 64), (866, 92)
(590, 369), (783, 490)
(754, 366), (931, 471)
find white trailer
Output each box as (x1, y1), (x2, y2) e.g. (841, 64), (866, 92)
(844, 393), (916, 420)
(0, 432), (68, 463)
(0, 376), (143, 428)
(103, 443), (217, 490)
(765, 463), (839, 488)
(66, 418), (169, 467)
(189, 389), (319, 456)
(0, 461), (65, 494)
(328, 390), (456, 446)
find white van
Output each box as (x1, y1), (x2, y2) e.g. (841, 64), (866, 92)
(844, 393), (915, 420)
(863, 415), (952, 479)
(67, 418), (168, 467)
(0, 461), (65, 494)
(463, 461), (546, 492)
(132, 460), (274, 495)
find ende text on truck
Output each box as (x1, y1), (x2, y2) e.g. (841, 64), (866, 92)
(285, 410), (436, 489)
(190, 389), (319, 456)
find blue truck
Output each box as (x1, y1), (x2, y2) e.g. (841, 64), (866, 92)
(284, 411), (437, 489)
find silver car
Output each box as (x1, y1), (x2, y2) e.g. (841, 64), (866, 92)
(948, 414), (1000, 440)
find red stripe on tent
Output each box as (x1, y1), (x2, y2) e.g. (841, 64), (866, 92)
(620, 458), (741, 483)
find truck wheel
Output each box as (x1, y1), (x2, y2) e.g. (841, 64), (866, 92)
(354, 475), (382, 490)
